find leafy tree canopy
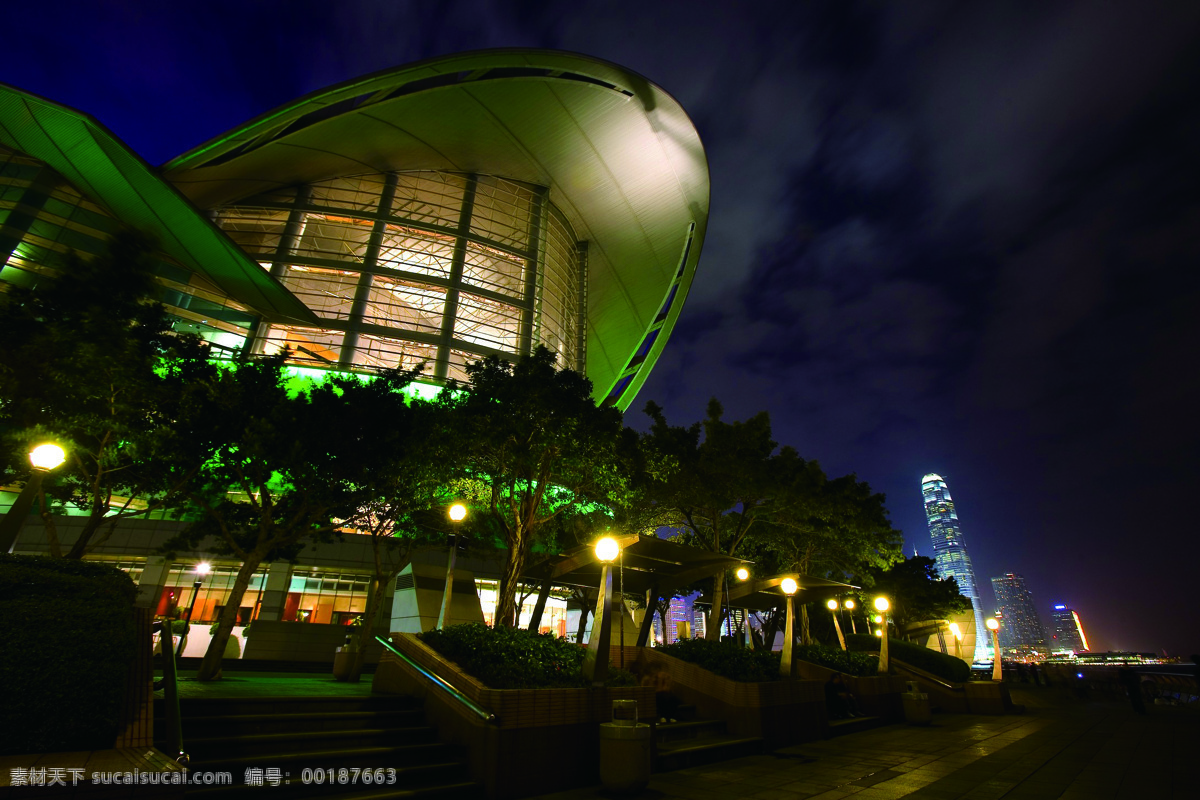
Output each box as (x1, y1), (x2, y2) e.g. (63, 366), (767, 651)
(864, 555), (972, 636)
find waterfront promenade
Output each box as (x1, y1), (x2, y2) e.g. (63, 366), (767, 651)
(533, 685), (1197, 800)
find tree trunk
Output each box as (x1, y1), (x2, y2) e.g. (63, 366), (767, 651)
(705, 574), (724, 640)
(197, 551), (265, 681)
(574, 599), (591, 644)
(762, 606), (782, 650)
(349, 576), (387, 683)
(64, 512), (106, 559)
(800, 603), (811, 645)
(526, 579), (552, 632)
(635, 586), (658, 647)
(38, 491), (62, 558)
(494, 535), (529, 627)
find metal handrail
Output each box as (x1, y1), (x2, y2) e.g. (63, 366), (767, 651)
(890, 657), (963, 691)
(375, 635), (496, 723)
(153, 620), (188, 765)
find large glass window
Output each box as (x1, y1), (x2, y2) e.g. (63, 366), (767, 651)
(217, 170), (583, 379)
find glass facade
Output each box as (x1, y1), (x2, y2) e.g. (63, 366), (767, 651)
(1048, 604), (1089, 653)
(215, 171), (584, 381)
(0, 146), (257, 356)
(990, 573), (1048, 655)
(921, 473), (990, 662)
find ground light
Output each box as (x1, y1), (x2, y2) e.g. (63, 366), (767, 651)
(437, 503), (468, 630)
(986, 617), (1002, 680)
(0, 442), (68, 553)
(874, 596), (890, 673)
(827, 598), (847, 650)
(779, 578), (798, 678)
(583, 536), (621, 684)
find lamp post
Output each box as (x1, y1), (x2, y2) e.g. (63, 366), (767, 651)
(844, 598), (857, 635)
(736, 568), (750, 648)
(178, 562), (211, 656)
(0, 443), (67, 554)
(583, 536), (620, 685)
(779, 577), (798, 678)
(437, 503), (467, 630)
(828, 599), (847, 650)
(986, 617), (1002, 681)
(874, 596), (890, 674)
(949, 621), (963, 661)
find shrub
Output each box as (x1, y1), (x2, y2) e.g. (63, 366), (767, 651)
(420, 623), (635, 690)
(793, 643), (878, 676)
(657, 638), (782, 682)
(0, 555), (137, 755)
(845, 633), (972, 683)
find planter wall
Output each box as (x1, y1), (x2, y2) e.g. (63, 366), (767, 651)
(792, 658), (907, 721)
(638, 649), (828, 745)
(373, 633), (653, 800)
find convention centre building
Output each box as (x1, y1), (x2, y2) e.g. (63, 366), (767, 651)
(0, 49), (709, 660)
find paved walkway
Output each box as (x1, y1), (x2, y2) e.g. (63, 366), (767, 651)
(533, 688), (1198, 800)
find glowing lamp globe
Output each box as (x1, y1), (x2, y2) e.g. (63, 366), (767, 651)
(736, 567), (750, 581)
(780, 578), (798, 596)
(844, 599), (855, 610)
(874, 596), (889, 612)
(826, 599), (838, 610)
(873, 614), (883, 623)
(448, 503), (467, 522)
(29, 443), (66, 471)
(949, 622), (962, 639)
(195, 562), (212, 576)
(594, 536), (620, 563)
(986, 618), (1000, 631)
(875, 629), (883, 637)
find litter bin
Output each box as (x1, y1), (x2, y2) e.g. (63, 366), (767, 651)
(902, 691), (931, 725)
(332, 646), (355, 681)
(599, 699), (651, 793)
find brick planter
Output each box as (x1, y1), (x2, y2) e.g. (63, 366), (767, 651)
(793, 658), (906, 721)
(639, 649), (828, 745)
(373, 633), (653, 799)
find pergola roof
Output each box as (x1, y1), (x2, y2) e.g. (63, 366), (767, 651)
(162, 49), (709, 409)
(0, 83), (317, 326)
(522, 534), (748, 597)
(705, 574), (862, 612)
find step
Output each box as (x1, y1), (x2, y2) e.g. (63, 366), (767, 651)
(655, 734), (764, 772)
(185, 727), (437, 759)
(652, 718), (726, 744)
(161, 695), (418, 718)
(159, 709), (427, 738)
(826, 715), (887, 738)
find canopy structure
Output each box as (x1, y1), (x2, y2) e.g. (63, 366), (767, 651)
(163, 49), (709, 409)
(521, 534), (748, 598)
(707, 574), (861, 612)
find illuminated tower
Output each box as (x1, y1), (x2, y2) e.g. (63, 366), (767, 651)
(1048, 604), (1090, 653)
(921, 473), (989, 661)
(990, 573), (1047, 655)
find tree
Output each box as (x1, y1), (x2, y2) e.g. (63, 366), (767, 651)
(640, 399), (787, 640)
(438, 347), (632, 628)
(163, 358), (419, 680)
(864, 556), (972, 640)
(0, 229), (218, 558)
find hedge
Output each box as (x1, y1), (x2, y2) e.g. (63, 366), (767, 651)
(845, 633), (973, 683)
(657, 638), (782, 682)
(419, 623), (635, 689)
(793, 643), (879, 676)
(0, 555), (137, 755)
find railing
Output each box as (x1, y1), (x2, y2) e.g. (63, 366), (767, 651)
(891, 658), (963, 691)
(375, 635), (496, 723)
(153, 621), (188, 765)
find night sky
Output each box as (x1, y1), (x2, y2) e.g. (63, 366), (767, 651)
(7, 1), (1199, 656)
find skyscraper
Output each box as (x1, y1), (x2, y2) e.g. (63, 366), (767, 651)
(922, 473), (990, 662)
(990, 573), (1047, 655)
(1048, 604), (1090, 653)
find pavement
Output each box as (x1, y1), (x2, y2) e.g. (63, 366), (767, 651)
(531, 686), (1199, 800)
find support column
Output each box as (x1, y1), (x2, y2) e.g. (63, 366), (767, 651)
(135, 557), (171, 609)
(255, 562), (294, 622)
(433, 175), (477, 380)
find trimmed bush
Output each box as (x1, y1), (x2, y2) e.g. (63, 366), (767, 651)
(421, 623), (633, 689)
(657, 637), (782, 682)
(793, 643), (878, 676)
(845, 633), (972, 683)
(0, 555), (137, 755)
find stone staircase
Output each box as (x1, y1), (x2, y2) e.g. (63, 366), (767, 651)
(652, 703), (764, 772)
(154, 695), (478, 798)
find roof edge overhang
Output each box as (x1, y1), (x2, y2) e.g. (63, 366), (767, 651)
(0, 82), (318, 326)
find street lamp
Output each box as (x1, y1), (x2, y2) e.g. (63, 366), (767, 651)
(986, 617), (1002, 681)
(874, 596), (890, 674)
(179, 562), (212, 656)
(844, 598), (857, 634)
(736, 568), (751, 647)
(827, 598), (847, 650)
(437, 503), (468, 630)
(779, 577), (798, 678)
(0, 443), (67, 554)
(949, 621), (963, 661)
(583, 536), (621, 684)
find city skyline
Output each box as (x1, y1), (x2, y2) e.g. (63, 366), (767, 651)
(990, 573), (1048, 655)
(921, 473), (990, 662)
